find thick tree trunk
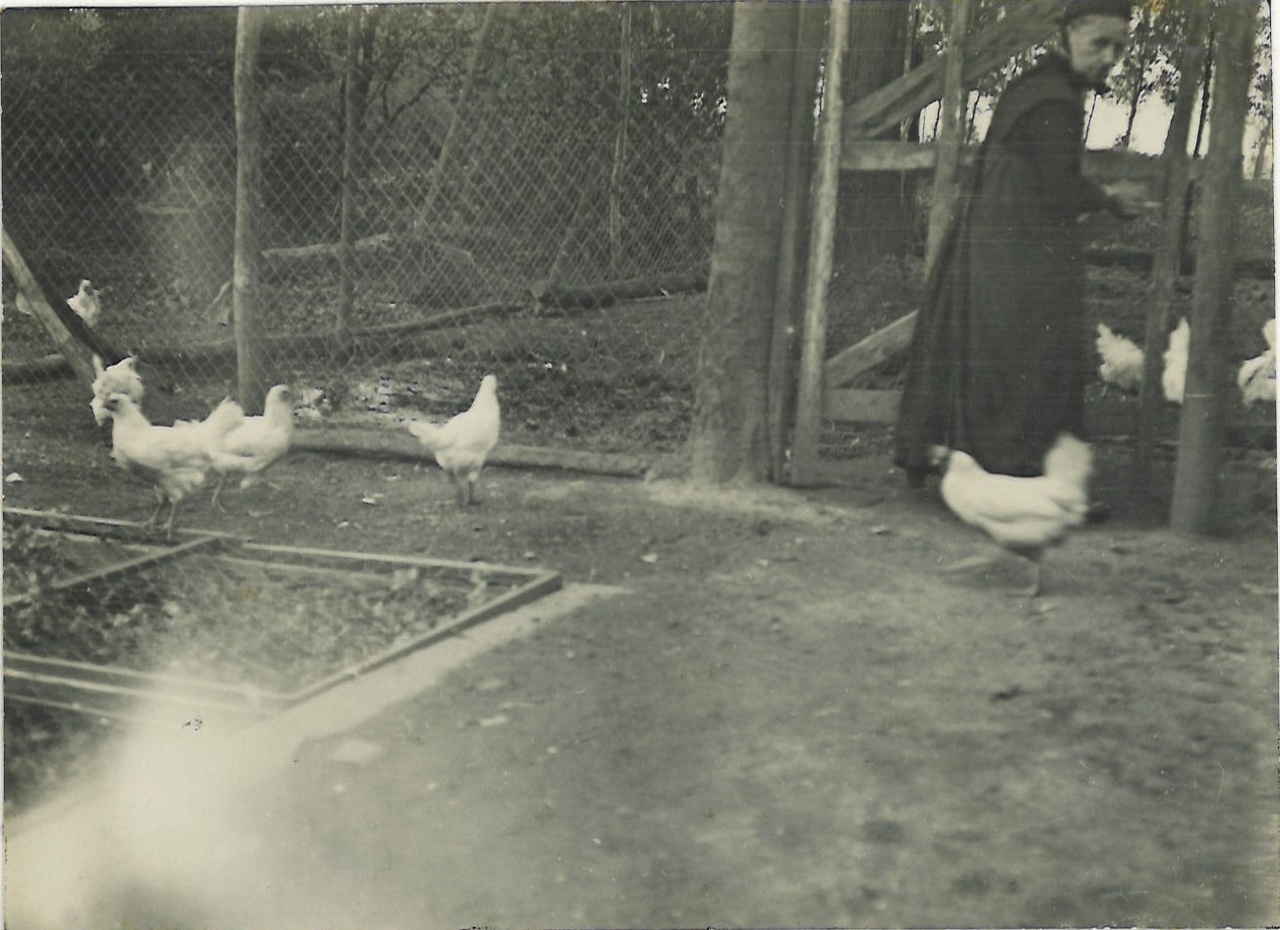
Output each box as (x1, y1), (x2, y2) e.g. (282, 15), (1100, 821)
(1171, 0), (1257, 534)
(689, 2), (801, 484)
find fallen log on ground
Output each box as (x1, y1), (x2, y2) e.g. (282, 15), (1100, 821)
(531, 267), (710, 310)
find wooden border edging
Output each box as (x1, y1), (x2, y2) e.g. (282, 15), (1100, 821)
(289, 428), (658, 478)
(2, 509), (565, 723)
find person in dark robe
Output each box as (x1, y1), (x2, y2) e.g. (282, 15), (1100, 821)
(894, 0), (1147, 487)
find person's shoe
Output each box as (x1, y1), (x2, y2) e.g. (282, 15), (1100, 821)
(1085, 500), (1112, 524)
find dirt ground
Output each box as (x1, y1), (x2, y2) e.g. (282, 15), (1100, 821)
(2, 375), (1279, 928)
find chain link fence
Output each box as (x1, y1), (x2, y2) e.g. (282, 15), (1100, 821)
(2, 5), (732, 454)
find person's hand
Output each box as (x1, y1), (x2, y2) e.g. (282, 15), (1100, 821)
(1102, 180), (1152, 220)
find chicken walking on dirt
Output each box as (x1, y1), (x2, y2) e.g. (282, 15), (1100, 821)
(199, 384), (295, 508)
(932, 432), (1093, 598)
(101, 393), (211, 539)
(406, 375), (500, 505)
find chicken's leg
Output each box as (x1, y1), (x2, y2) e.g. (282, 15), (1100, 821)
(209, 473), (228, 510)
(1009, 558), (1044, 599)
(143, 494), (166, 530)
(164, 499), (181, 541)
(1029, 560), (1044, 598)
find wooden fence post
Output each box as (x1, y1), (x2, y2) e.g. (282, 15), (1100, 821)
(924, 0), (972, 277)
(234, 6), (269, 411)
(1170, 0), (1256, 534)
(1133, 0), (1212, 490)
(790, 0), (851, 486)
(767, 1), (824, 483)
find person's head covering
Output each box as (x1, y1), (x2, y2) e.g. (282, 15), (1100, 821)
(1062, 0), (1134, 24)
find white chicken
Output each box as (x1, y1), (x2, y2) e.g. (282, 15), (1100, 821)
(1095, 323), (1144, 394)
(201, 384), (295, 506)
(90, 354), (145, 427)
(171, 398), (248, 509)
(68, 279), (101, 327)
(1237, 318), (1276, 406)
(1162, 317), (1190, 404)
(101, 393), (210, 539)
(406, 374), (500, 505)
(933, 433), (1093, 597)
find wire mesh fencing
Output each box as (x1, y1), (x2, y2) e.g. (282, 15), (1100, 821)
(2, 4), (732, 454)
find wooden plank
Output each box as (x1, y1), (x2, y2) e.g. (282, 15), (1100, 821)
(4, 651), (279, 711)
(842, 140), (980, 172)
(791, 0), (851, 486)
(2, 535), (223, 610)
(3, 507), (247, 544)
(768, 0), (825, 482)
(238, 540), (557, 580)
(285, 569), (563, 704)
(1, 230), (98, 383)
(824, 310), (917, 388)
(823, 388), (902, 423)
(844, 0), (1060, 142)
(290, 430), (658, 478)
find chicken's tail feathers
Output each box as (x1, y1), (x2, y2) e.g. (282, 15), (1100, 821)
(1043, 433), (1093, 487)
(406, 419), (443, 450)
(208, 397), (247, 434)
(92, 354), (106, 377)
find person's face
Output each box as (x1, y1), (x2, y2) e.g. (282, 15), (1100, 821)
(1064, 15), (1130, 86)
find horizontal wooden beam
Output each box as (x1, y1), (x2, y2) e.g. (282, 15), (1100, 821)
(842, 141), (980, 172)
(825, 310), (918, 388)
(844, 0), (1061, 142)
(822, 387), (902, 423)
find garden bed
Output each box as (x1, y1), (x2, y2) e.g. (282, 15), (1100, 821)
(3, 508), (562, 812)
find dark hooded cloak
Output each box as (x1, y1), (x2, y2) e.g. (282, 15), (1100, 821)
(894, 52), (1112, 479)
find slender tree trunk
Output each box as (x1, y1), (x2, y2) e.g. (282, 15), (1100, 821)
(337, 7), (362, 339)
(609, 5), (632, 278)
(1252, 111), (1272, 178)
(1119, 81), (1143, 149)
(963, 90), (980, 143)
(1171, 0), (1257, 534)
(925, 0), (973, 276)
(234, 6), (269, 411)
(1192, 38), (1214, 157)
(420, 5), (499, 224)
(1133, 0), (1212, 489)
(690, 2), (802, 484)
